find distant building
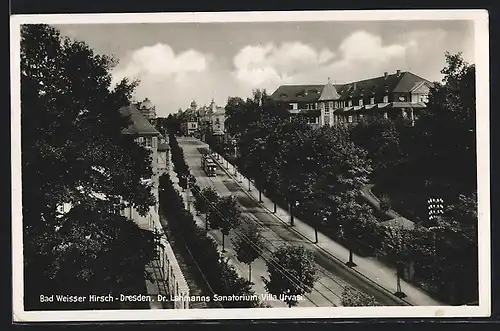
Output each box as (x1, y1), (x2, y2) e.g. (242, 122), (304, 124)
(207, 98), (225, 136)
(135, 98), (157, 126)
(271, 70), (433, 127)
(180, 98), (225, 138)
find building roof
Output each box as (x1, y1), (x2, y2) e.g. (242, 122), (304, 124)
(271, 84), (324, 102)
(158, 142), (169, 152)
(119, 104), (160, 136)
(271, 71), (433, 103)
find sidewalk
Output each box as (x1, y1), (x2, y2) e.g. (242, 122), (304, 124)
(211, 151), (444, 306)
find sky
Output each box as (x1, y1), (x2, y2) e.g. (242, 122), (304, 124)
(53, 20), (475, 117)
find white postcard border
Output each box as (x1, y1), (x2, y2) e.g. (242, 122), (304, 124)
(10, 10), (490, 322)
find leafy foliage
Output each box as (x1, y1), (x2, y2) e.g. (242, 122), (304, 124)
(159, 172), (260, 308)
(264, 244), (317, 307)
(21, 24), (156, 309)
(208, 196), (241, 235)
(341, 287), (379, 307)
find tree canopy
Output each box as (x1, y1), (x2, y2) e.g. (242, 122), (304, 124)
(21, 24), (156, 309)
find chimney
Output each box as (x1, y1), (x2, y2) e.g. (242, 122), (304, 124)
(396, 69), (401, 76)
(384, 72), (388, 79)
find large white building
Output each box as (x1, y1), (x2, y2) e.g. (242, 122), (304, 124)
(271, 70), (433, 128)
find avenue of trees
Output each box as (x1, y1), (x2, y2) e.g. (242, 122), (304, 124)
(21, 24), (158, 309)
(168, 133), (319, 307)
(209, 53), (478, 305)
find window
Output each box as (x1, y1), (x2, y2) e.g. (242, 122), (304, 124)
(152, 137), (157, 148)
(420, 94), (429, 103)
(348, 100), (352, 107)
(324, 116), (329, 124)
(359, 99), (363, 106)
(328, 101), (333, 109)
(138, 137), (144, 145)
(370, 97), (375, 105)
(305, 104), (310, 110)
(145, 137), (152, 148)
(383, 95), (389, 103)
(289, 103), (298, 110)
(288, 103), (294, 110)
(311, 103), (316, 110)
(398, 96), (406, 102)
(348, 116), (353, 123)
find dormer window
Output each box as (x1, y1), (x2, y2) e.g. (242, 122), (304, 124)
(348, 100), (353, 107)
(383, 95), (389, 103)
(398, 96), (406, 102)
(280, 93), (288, 98)
(370, 97), (375, 105)
(359, 99), (363, 106)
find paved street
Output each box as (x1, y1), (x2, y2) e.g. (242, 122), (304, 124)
(175, 136), (430, 307)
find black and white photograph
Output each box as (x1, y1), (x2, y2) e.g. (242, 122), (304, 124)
(11, 10), (490, 322)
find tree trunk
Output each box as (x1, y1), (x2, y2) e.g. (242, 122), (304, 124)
(248, 178), (251, 192)
(259, 190), (262, 202)
(397, 272), (402, 293)
(314, 228), (318, 244)
(273, 201), (277, 213)
(394, 264), (406, 298)
(222, 232), (226, 252)
(346, 249), (357, 267)
(248, 263), (252, 281)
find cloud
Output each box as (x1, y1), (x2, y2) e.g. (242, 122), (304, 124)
(232, 42), (337, 88)
(232, 32), (423, 91)
(338, 31), (410, 61)
(111, 43), (209, 86)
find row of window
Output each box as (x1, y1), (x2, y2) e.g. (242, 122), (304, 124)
(136, 136), (157, 148)
(290, 94), (428, 112)
(322, 108), (413, 125)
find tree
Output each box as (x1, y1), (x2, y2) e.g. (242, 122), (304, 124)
(382, 223), (414, 298)
(263, 244), (317, 307)
(21, 24), (156, 309)
(194, 186), (220, 230)
(219, 259), (261, 308)
(337, 196), (378, 266)
(407, 52), (476, 196)
(208, 196), (241, 252)
(341, 287), (379, 307)
(232, 220), (264, 280)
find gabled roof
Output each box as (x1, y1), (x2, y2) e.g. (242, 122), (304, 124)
(119, 104), (160, 136)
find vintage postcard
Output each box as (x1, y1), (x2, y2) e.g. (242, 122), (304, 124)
(11, 10), (490, 322)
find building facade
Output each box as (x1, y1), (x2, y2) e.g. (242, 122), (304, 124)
(271, 70), (433, 127)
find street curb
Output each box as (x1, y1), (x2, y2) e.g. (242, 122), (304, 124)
(211, 151), (414, 307)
